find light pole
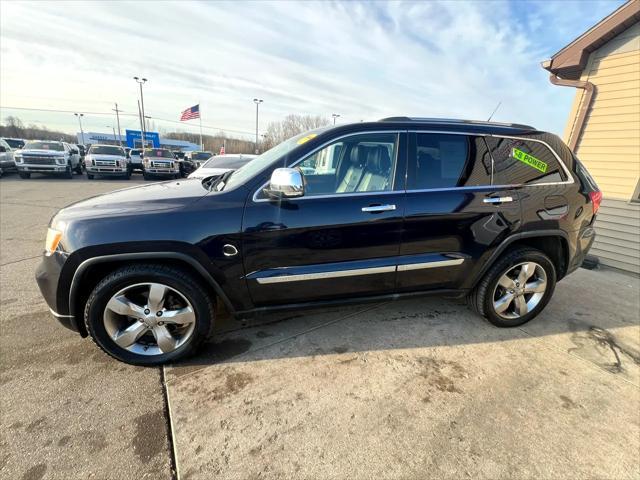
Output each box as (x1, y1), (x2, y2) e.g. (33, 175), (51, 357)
(134, 77), (147, 147)
(332, 113), (340, 125)
(74, 113), (84, 144)
(253, 98), (263, 154)
(106, 126), (117, 144)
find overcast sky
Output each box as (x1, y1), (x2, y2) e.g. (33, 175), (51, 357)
(0, 0), (624, 140)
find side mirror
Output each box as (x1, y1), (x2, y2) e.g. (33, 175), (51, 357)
(0, 146), (6, 153)
(264, 168), (304, 199)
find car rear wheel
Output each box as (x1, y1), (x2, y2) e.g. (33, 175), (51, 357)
(469, 247), (556, 327)
(84, 264), (215, 366)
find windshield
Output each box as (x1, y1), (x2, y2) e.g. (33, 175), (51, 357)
(24, 141), (64, 151)
(223, 127), (329, 190)
(4, 139), (24, 149)
(203, 156), (251, 169)
(192, 152), (212, 160)
(89, 145), (124, 156)
(145, 149), (173, 159)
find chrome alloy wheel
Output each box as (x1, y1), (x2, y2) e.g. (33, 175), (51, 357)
(103, 282), (196, 356)
(492, 262), (547, 319)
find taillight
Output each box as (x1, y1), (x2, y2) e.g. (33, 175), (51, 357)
(589, 190), (602, 215)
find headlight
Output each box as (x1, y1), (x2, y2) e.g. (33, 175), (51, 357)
(55, 155), (66, 165)
(14, 155), (23, 163)
(45, 228), (63, 255)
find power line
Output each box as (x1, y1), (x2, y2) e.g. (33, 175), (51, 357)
(0, 105), (256, 136)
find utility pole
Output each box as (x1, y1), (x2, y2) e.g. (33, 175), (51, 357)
(332, 113), (340, 125)
(253, 98), (263, 154)
(74, 113), (85, 144)
(134, 77), (148, 146)
(112, 103), (123, 146)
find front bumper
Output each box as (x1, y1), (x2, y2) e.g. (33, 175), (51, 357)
(145, 168), (179, 176)
(35, 251), (82, 334)
(86, 166), (128, 175)
(18, 164), (68, 173)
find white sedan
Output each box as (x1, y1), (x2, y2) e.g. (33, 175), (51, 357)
(188, 154), (256, 179)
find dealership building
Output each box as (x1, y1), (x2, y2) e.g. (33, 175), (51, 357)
(77, 129), (200, 151)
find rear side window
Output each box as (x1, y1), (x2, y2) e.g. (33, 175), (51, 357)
(485, 137), (566, 185)
(408, 134), (492, 189)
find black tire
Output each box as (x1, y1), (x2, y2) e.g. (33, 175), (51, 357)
(124, 170), (131, 180)
(143, 171), (150, 180)
(87, 173), (94, 180)
(64, 163), (73, 179)
(19, 172), (31, 179)
(468, 247), (556, 328)
(84, 264), (215, 366)
(75, 163), (83, 174)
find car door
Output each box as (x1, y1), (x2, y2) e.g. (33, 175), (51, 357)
(397, 132), (521, 292)
(242, 131), (407, 307)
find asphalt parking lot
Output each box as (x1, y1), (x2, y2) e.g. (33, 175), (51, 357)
(1, 174), (639, 480)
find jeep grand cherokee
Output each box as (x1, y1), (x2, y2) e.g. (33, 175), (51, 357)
(36, 118), (599, 365)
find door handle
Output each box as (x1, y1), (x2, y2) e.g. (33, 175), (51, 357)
(362, 204), (396, 213)
(483, 196), (513, 204)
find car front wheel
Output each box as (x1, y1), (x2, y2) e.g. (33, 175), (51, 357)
(84, 264), (215, 365)
(469, 247), (556, 327)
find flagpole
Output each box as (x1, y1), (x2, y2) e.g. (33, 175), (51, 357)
(198, 102), (203, 150)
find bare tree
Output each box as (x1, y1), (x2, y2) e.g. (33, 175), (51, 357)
(0, 116), (75, 142)
(262, 114), (330, 150)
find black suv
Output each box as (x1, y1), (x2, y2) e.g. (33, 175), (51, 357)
(36, 118), (600, 365)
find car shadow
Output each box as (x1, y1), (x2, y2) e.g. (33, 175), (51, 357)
(166, 269), (640, 384)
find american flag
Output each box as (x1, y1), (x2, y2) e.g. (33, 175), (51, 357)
(180, 104), (200, 121)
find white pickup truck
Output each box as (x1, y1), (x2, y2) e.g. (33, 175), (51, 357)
(15, 140), (82, 179)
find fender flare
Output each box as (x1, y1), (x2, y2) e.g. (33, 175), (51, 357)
(468, 229), (570, 289)
(68, 251), (236, 327)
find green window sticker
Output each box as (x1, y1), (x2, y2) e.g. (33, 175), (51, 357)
(512, 148), (547, 173)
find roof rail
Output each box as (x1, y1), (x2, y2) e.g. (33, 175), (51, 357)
(378, 116), (535, 130)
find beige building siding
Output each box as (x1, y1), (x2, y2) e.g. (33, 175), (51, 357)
(564, 21), (640, 274)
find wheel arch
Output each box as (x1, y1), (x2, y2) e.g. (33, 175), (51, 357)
(469, 230), (570, 290)
(68, 252), (235, 337)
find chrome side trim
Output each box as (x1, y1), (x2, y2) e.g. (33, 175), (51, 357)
(252, 130), (574, 203)
(255, 265), (396, 284)
(254, 257), (465, 283)
(397, 258), (464, 272)
(253, 130), (404, 203)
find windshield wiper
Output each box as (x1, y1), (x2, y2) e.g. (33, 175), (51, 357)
(207, 170), (234, 191)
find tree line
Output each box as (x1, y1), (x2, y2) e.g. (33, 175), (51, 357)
(2, 114), (332, 153)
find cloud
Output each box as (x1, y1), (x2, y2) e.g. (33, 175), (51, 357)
(0, 0), (625, 139)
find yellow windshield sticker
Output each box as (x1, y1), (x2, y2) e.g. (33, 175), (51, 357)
(297, 133), (317, 145)
(512, 148), (547, 173)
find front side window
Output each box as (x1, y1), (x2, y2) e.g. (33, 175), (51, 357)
(408, 134), (492, 190)
(485, 137), (566, 185)
(297, 133), (398, 196)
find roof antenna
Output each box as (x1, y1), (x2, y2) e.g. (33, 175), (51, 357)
(487, 101), (502, 122)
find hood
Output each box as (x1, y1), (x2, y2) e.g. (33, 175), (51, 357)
(22, 149), (65, 156)
(87, 154), (126, 161)
(55, 178), (209, 220)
